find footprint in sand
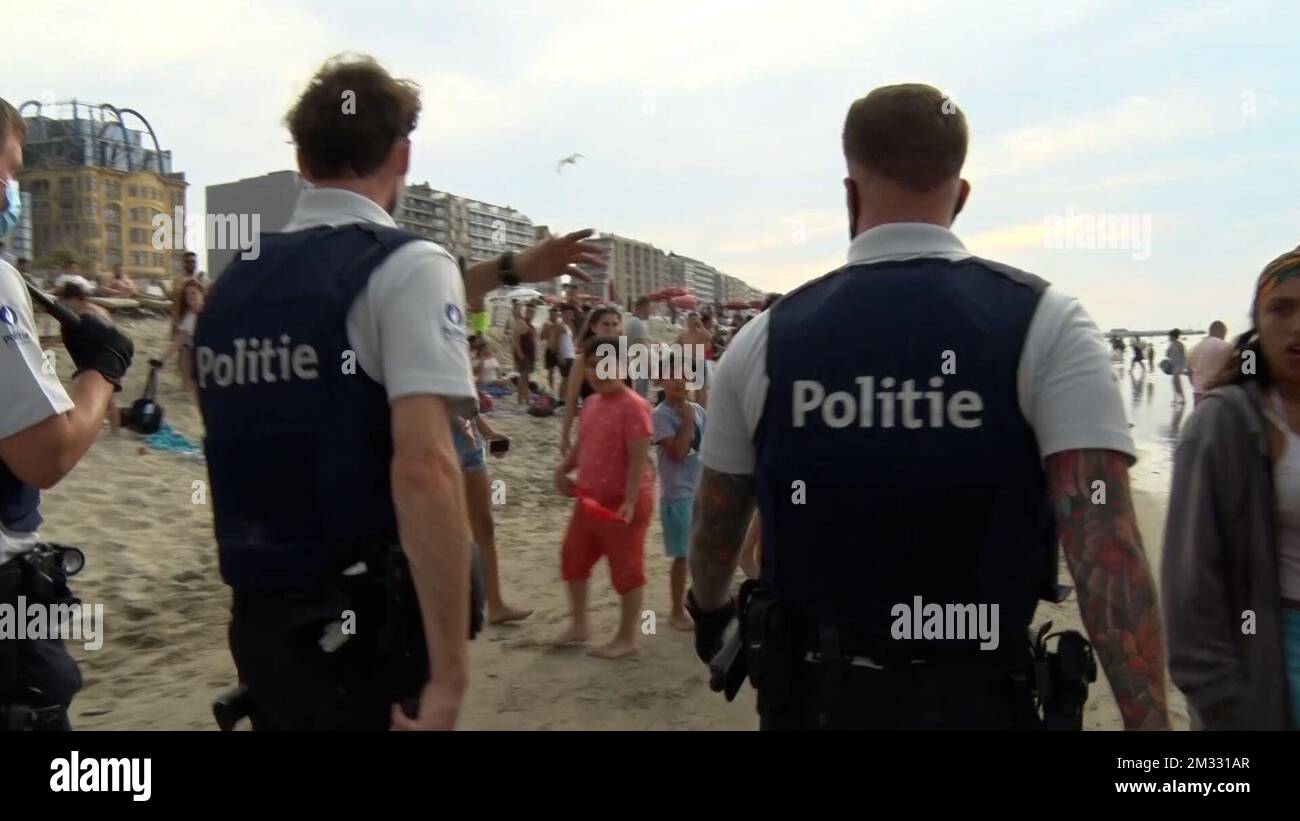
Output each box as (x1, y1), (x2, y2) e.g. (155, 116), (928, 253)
(120, 603), (155, 622)
(117, 632), (164, 650)
(177, 601), (208, 622)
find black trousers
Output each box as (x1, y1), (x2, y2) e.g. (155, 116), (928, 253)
(1, 639), (80, 731)
(1, 557), (80, 731)
(228, 577), (427, 731)
(758, 657), (1039, 731)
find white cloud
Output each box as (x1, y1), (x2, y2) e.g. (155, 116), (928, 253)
(967, 91), (1237, 181)
(1060, 150), (1300, 194)
(714, 210), (845, 255)
(963, 222), (1046, 256)
(523, 0), (1110, 95)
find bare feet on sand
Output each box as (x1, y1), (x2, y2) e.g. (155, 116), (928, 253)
(587, 638), (638, 659)
(669, 613), (694, 632)
(552, 625), (590, 646)
(489, 605), (533, 625)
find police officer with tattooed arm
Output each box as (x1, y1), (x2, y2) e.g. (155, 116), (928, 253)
(198, 55), (603, 731)
(0, 98), (135, 730)
(687, 85), (1169, 730)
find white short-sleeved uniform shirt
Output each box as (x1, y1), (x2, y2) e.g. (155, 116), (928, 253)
(280, 187), (476, 417)
(0, 260), (74, 562)
(701, 223), (1135, 475)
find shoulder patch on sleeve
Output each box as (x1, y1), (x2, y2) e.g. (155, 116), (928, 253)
(443, 301), (467, 342)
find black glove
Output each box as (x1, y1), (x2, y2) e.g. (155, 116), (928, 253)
(61, 313), (134, 391)
(686, 588), (735, 664)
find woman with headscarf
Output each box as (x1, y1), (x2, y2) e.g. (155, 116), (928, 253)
(1162, 247), (1300, 729)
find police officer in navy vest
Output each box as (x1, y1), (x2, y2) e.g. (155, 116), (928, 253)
(197, 56), (604, 731)
(686, 85), (1171, 731)
(0, 97), (135, 730)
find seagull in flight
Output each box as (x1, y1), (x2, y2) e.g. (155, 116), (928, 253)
(556, 153), (584, 173)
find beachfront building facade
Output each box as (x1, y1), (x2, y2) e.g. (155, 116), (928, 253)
(611, 233), (666, 304)
(568, 232), (668, 305)
(396, 183), (535, 267)
(667, 253), (721, 306)
(720, 272), (762, 304)
(17, 99), (188, 282)
(205, 170), (306, 278)
(572, 233), (614, 301)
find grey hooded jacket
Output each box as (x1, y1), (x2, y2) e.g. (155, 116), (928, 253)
(1161, 381), (1292, 729)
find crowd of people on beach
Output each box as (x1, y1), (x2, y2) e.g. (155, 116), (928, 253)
(451, 288), (754, 656)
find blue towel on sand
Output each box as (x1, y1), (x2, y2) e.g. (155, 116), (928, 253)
(144, 423), (203, 458)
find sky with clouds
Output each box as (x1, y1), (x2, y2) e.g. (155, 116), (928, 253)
(5, 0), (1296, 332)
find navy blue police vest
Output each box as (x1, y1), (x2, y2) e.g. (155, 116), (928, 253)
(0, 462), (41, 537)
(755, 255), (1058, 655)
(194, 224), (421, 591)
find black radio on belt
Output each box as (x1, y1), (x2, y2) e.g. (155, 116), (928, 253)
(1032, 621), (1097, 731)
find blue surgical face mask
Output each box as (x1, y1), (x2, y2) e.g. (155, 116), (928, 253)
(0, 179), (21, 239)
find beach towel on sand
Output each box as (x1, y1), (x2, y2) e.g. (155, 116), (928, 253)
(144, 423), (204, 459)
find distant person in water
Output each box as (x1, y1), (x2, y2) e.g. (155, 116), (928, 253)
(1187, 321), (1233, 406)
(1130, 336), (1146, 376)
(1166, 329), (1187, 404)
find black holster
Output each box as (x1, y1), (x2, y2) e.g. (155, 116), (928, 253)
(0, 545), (81, 732)
(742, 583), (793, 714)
(1032, 622), (1097, 731)
(707, 580), (759, 701)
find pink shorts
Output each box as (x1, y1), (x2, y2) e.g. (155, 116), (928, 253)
(561, 492), (652, 594)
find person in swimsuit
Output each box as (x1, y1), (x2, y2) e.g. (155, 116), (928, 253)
(513, 303), (539, 404)
(541, 307), (562, 393)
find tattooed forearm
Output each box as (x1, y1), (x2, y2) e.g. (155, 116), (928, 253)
(689, 467), (756, 609)
(1046, 449), (1169, 730)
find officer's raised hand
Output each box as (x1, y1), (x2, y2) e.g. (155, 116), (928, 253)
(515, 228), (605, 284)
(61, 313), (135, 391)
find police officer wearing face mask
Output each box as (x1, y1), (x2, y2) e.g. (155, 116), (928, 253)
(687, 85), (1171, 731)
(0, 97), (135, 730)
(198, 56), (603, 731)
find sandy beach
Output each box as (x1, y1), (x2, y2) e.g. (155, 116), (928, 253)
(37, 314), (1187, 730)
